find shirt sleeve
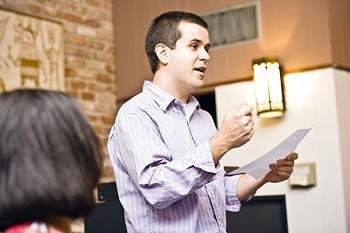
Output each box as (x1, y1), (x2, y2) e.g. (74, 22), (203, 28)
(109, 112), (222, 209)
(224, 174), (253, 212)
(224, 175), (243, 212)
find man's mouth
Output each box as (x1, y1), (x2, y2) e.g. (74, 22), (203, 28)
(194, 66), (207, 74)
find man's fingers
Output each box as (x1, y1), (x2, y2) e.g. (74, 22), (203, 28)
(275, 171), (291, 180)
(232, 102), (253, 117)
(241, 115), (253, 126)
(238, 104), (253, 116)
(235, 101), (248, 109)
(277, 159), (294, 166)
(282, 161), (294, 168)
(286, 152), (298, 161)
(270, 164), (293, 174)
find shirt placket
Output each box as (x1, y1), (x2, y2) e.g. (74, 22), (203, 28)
(205, 184), (226, 232)
(184, 106), (224, 233)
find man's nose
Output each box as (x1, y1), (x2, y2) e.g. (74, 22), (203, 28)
(199, 48), (210, 61)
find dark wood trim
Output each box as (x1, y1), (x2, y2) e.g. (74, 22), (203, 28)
(285, 63), (332, 74)
(116, 64), (350, 105)
(285, 63), (350, 74)
(331, 64), (350, 72)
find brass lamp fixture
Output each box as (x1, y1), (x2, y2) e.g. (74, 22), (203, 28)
(253, 57), (285, 118)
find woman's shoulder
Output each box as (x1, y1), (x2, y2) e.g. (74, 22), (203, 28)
(4, 222), (65, 233)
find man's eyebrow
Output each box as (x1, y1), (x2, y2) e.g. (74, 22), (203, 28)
(189, 39), (202, 43)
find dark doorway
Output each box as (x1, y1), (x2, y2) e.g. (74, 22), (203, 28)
(195, 91), (217, 127)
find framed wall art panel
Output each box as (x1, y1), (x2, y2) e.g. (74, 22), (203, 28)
(0, 8), (65, 92)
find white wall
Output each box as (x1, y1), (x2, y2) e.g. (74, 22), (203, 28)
(334, 69), (350, 232)
(215, 68), (349, 233)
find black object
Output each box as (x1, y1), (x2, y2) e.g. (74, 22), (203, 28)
(96, 182), (118, 202)
(226, 195), (289, 233)
(84, 201), (127, 233)
(84, 182), (127, 233)
(195, 91), (217, 126)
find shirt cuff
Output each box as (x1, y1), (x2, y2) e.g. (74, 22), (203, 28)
(225, 174), (249, 212)
(192, 141), (222, 175)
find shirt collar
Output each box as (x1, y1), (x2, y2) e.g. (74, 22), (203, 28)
(187, 95), (201, 114)
(142, 81), (200, 112)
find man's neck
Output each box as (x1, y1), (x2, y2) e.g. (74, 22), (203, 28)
(153, 71), (191, 104)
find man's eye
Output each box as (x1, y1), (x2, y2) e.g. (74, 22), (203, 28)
(190, 44), (198, 49)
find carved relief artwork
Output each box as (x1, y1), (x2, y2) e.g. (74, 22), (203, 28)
(0, 9), (64, 92)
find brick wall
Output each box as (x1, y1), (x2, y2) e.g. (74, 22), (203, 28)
(0, 0), (117, 231)
(0, 0), (117, 181)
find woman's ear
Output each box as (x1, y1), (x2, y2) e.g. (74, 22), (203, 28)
(155, 43), (169, 65)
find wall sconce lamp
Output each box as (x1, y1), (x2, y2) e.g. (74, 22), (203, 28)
(253, 57), (285, 118)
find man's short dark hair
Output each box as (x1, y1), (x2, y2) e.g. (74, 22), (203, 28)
(0, 89), (103, 229)
(145, 11), (208, 74)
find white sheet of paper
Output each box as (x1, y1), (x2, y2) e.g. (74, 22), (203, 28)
(226, 127), (312, 179)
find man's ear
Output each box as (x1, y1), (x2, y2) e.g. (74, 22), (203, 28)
(155, 43), (169, 65)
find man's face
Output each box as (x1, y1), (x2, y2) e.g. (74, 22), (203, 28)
(166, 22), (210, 93)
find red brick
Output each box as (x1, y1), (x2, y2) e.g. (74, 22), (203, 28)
(71, 80), (86, 89)
(63, 12), (83, 23)
(65, 67), (77, 76)
(84, 18), (100, 27)
(85, 41), (105, 50)
(66, 34), (86, 46)
(96, 73), (112, 83)
(87, 0), (102, 7)
(86, 82), (106, 92)
(100, 115), (115, 125)
(82, 92), (95, 101)
(66, 57), (86, 68)
(66, 90), (79, 98)
(94, 126), (106, 135)
(86, 114), (98, 122)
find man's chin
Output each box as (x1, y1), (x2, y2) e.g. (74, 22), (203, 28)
(192, 80), (205, 90)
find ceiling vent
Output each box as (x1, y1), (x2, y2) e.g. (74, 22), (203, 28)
(201, 2), (260, 48)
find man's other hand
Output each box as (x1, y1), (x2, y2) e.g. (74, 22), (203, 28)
(264, 152), (299, 183)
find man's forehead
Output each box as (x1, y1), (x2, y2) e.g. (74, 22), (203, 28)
(178, 22), (210, 43)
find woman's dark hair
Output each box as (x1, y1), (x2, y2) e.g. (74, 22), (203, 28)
(145, 11), (208, 74)
(0, 89), (103, 229)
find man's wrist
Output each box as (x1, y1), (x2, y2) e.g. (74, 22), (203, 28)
(209, 134), (228, 164)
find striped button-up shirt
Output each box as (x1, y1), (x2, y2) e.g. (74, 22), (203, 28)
(108, 81), (242, 233)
